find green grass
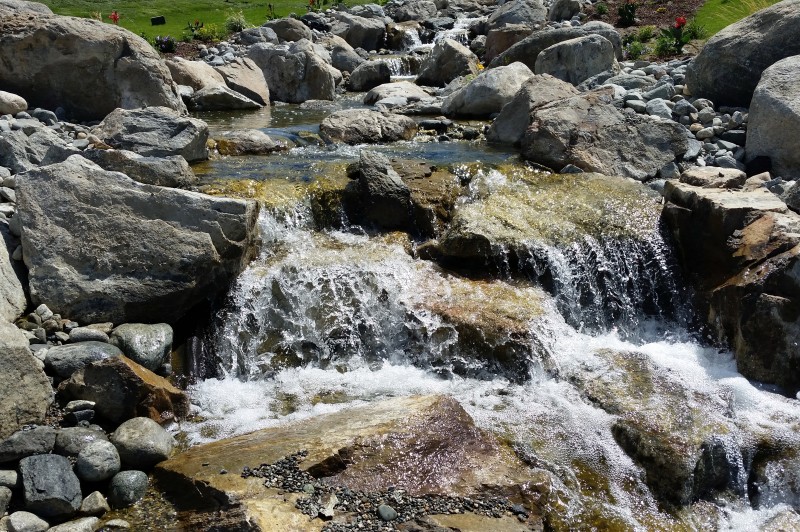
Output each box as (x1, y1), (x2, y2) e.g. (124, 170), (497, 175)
(41, 0), (369, 43)
(692, 0), (781, 35)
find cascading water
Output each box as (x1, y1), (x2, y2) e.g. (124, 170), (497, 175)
(434, 16), (483, 46)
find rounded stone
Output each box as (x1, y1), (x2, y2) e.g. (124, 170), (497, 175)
(79, 491), (110, 516)
(110, 417), (175, 469)
(54, 426), (109, 457)
(377, 503), (398, 521)
(6, 511), (49, 532)
(109, 323), (173, 372)
(108, 470), (148, 509)
(75, 440), (121, 482)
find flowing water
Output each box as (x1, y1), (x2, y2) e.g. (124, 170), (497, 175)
(177, 79), (800, 531)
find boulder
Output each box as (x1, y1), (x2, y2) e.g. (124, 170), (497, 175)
(0, 13), (185, 121)
(108, 470), (148, 509)
(416, 38), (479, 87)
(213, 129), (287, 156)
(44, 341), (123, 380)
(75, 440), (121, 482)
(46, 517), (100, 532)
(746, 55), (800, 180)
(165, 57), (225, 91)
(188, 85), (261, 111)
(0, 128), (76, 174)
(346, 151), (412, 230)
(318, 34), (366, 74)
(680, 167), (747, 189)
(53, 427), (109, 457)
(91, 106), (208, 163)
(214, 58), (271, 106)
(109, 323), (172, 373)
(17, 156), (258, 324)
(155, 396), (537, 530)
(548, 0), (581, 21)
(484, 24), (533, 64)
(247, 40), (340, 103)
(1, 222), (25, 322)
(486, 73), (579, 145)
(320, 109), (418, 144)
(330, 11), (386, 51)
(442, 61), (534, 117)
(0, 0), (52, 15)
(0, 322), (52, 440)
(364, 81), (431, 105)
(0, 488), (10, 519)
(685, 0), (800, 107)
(0, 427), (56, 463)
(19, 454), (82, 520)
(489, 23), (623, 70)
(58, 355), (190, 424)
(110, 417), (175, 469)
(234, 26), (279, 46)
(534, 34), (618, 85)
(348, 60), (392, 91)
(384, 0), (438, 22)
(521, 89), (688, 180)
(0, 91), (27, 115)
(6, 512), (49, 532)
(662, 181), (800, 392)
(487, 0), (547, 30)
(262, 18), (313, 42)
(81, 149), (197, 188)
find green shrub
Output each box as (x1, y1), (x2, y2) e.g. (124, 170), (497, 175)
(225, 10), (248, 33)
(194, 23), (222, 42)
(595, 2), (609, 15)
(653, 35), (673, 57)
(617, 0), (636, 26)
(625, 40), (646, 59)
(636, 25), (656, 42)
(685, 18), (709, 39)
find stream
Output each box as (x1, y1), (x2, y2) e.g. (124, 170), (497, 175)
(167, 93), (800, 531)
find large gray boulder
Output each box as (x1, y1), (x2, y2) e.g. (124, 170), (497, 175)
(330, 11), (386, 51)
(165, 57), (225, 91)
(91, 106), (209, 163)
(548, 0), (582, 21)
(320, 109), (418, 144)
(484, 24), (534, 64)
(188, 85), (262, 111)
(214, 58), (271, 106)
(534, 34), (618, 85)
(416, 38), (479, 87)
(487, 0), (547, 30)
(20, 454), (82, 520)
(746, 55), (800, 180)
(81, 149), (197, 188)
(487, 73), (579, 145)
(0, 128), (76, 174)
(685, 0), (800, 107)
(348, 61), (392, 91)
(0, 13), (185, 121)
(0, 0), (52, 15)
(318, 35), (366, 74)
(0, 90), (27, 116)
(442, 62), (534, 117)
(346, 151), (412, 230)
(489, 23), (623, 70)
(262, 18), (313, 42)
(521, 89), (688, 180)
(247, 40), (341, 103)
(44, 342), (123, 380)
(1, 222), (25, 322)
(109, 323), (173, 373)
(384, 0), (438, 22)
(16, 155), (259, 324)
(0, 322), (52, 440)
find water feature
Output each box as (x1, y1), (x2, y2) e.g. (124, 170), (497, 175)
(174, 63), (800, 532)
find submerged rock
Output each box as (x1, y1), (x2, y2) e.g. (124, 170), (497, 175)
(213, 129), (287, 156)
(345, 150), (412, 230)
(17, 155), (258, 324)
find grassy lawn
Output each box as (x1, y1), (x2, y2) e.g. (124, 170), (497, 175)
(41, 0), (372, 42)
(692, 0), (781, 35)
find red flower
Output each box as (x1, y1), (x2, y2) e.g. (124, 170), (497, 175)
(674, 16), (687, 28)
(109, 10), (120, 24)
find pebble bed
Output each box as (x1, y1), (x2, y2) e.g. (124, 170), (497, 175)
(242, 451), (528, 531)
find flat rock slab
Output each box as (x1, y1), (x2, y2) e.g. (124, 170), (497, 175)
(155, 395), (535, 529)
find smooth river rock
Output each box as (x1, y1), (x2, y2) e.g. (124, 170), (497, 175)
(109, 323), (173, 373)
(442, 62), (534, 118)
(320, 109), (418, 144)
(16, 155), (258, 324)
